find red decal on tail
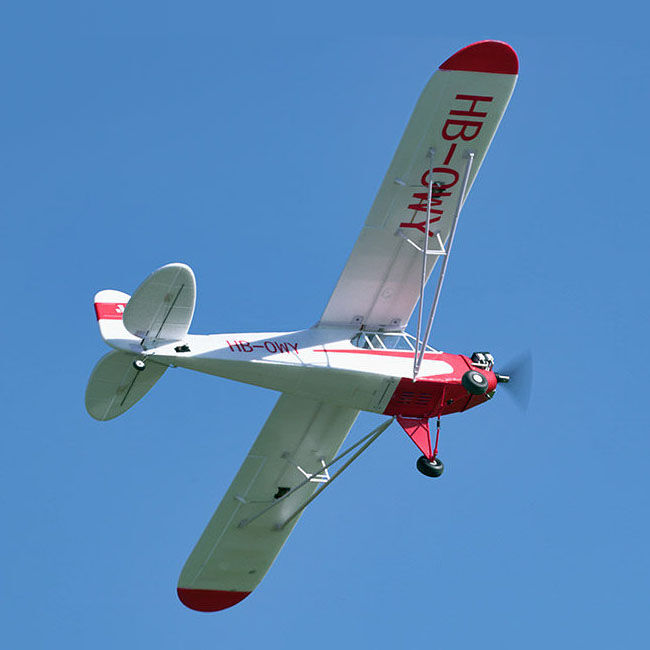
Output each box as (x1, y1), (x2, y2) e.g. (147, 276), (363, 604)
(95, 303), (126, 320)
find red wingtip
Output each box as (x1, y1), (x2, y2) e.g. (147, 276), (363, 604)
(177, 588), (251, 612)
(439, 40), (518, 74)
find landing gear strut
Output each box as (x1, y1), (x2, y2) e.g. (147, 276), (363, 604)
(417, 414), (443, 477)
(396, 414), (446, 478)
(402, 415), (443, 478)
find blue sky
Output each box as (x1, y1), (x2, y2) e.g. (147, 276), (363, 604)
(2, 2), (649, 648)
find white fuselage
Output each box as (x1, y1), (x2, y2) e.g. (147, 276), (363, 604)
(145, 327), (456, 414)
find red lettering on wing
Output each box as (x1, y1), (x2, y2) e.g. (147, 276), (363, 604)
(399, 92), (493, 236)
(399, 219), (441, 236)
(443, 143), (456, 165)
(408, 191), (450, 211)
(420, 167), (459, 189)
(400, 169), (460, 235)
(449, 94), (493, 118)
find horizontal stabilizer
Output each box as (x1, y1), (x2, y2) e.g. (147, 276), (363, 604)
(123, 263), (196, 343)
(85, 351), (167, 421)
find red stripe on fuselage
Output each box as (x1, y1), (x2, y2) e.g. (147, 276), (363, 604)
(313, 348), (495, 417)
(313, 348), (445, 361)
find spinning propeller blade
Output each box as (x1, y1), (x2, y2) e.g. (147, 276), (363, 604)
(497, 351), (533, 411)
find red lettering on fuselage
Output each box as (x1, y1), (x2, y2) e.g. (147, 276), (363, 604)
(225, 340), (299, 354)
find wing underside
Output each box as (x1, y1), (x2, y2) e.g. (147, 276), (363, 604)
(177, 393), (359, 611)
(318, 41), (518, 331)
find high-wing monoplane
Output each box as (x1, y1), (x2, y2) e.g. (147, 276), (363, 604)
(86, 40), (522, 612)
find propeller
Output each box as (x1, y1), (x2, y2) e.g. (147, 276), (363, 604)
(495, 350), (533, 411)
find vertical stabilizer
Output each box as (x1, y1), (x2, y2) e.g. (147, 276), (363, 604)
(94, 289), (141, 352)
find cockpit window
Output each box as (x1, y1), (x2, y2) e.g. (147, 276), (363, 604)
(381, 333), (414, 350)
(350, 333), (376, 349)
(350, 331), (438, 352)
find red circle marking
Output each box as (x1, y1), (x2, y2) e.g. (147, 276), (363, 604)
(439, 40), (519, 74)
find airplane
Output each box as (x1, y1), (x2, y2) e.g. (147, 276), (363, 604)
(86, 40), (523, 612)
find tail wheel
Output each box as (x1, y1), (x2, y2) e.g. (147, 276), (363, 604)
(133, 359), (146, 371)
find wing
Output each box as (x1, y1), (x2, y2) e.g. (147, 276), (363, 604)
(318, 41), (518, 331)
(177, 393), (359, 611)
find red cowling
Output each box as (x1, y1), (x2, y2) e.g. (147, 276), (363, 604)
(383, 353), (497, 418)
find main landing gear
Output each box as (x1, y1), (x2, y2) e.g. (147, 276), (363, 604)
(416, 455), (444, 478)
(416, 415), (444, 478)
(396, 415), (445, 478)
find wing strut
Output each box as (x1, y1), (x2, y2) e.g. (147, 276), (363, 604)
(237, 417), (394, 531)
(413, 151), (475, 378)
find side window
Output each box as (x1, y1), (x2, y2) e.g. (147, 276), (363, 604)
(352, 332), (422, 351)
(382, 335), (412, 350)
(402, 333), (439, 352)
(350, 333), (373, 349)
(365, 333), (384, 349)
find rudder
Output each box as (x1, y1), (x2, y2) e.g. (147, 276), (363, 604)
(94, 290), (142, 352)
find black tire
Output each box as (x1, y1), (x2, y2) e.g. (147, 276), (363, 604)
(416, 455), (444, 478)
(133, 359), (146, 371)
(462, 370), (488, 395)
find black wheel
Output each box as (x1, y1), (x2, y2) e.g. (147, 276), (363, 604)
(133, 359), (146, 371)
(416, 455), (444, 478)
(462, 370), (488, 395)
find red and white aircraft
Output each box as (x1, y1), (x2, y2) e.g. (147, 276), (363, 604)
(86, 40), (520, 612)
